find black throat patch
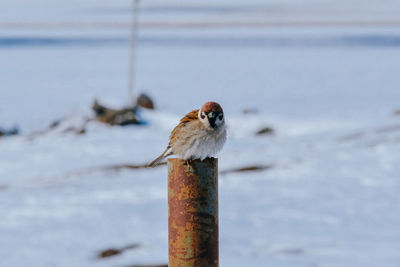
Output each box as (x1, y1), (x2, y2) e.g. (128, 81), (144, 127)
(208, 117), (217, 128)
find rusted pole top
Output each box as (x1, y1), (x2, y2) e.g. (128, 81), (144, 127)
(168, 158), (219, 267)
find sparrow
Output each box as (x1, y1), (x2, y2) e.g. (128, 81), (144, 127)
(148, 101), (227, 167)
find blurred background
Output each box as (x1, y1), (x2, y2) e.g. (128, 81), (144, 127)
(1, 0), (400, 266)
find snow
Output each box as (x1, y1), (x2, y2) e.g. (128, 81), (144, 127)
(1, 1), (400, 267)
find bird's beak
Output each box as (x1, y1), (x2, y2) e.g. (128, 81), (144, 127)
(208, 113), (217, 128)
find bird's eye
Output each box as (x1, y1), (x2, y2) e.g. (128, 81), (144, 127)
(200, 114), (205, 119)
(218, 114), (223, 120)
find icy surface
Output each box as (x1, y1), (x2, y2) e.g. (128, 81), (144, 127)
(1, 1), (400, 267)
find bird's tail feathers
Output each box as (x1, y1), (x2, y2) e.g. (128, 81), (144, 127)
(147, 147), (172, 167)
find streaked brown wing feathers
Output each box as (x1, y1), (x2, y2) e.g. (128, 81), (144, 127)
(169, 109), (199, 146)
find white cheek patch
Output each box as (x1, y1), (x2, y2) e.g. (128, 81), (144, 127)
(215, 118), (224, 127)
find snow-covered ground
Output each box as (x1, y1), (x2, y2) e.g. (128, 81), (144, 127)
(1, 1), (400, 267)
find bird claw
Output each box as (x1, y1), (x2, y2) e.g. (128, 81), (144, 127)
(184, 158), (194, 166)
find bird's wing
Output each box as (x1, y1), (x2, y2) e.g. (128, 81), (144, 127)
(169, 109), (199, 146)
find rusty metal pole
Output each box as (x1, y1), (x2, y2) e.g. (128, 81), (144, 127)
(168, 158), (218, 267)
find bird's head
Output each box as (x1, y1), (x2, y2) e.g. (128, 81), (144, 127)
(199, 101), (224, 130)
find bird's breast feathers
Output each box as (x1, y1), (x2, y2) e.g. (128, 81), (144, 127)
(169, 117), (226, 160)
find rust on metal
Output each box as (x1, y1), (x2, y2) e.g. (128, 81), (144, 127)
(168, 158), (218, 267)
